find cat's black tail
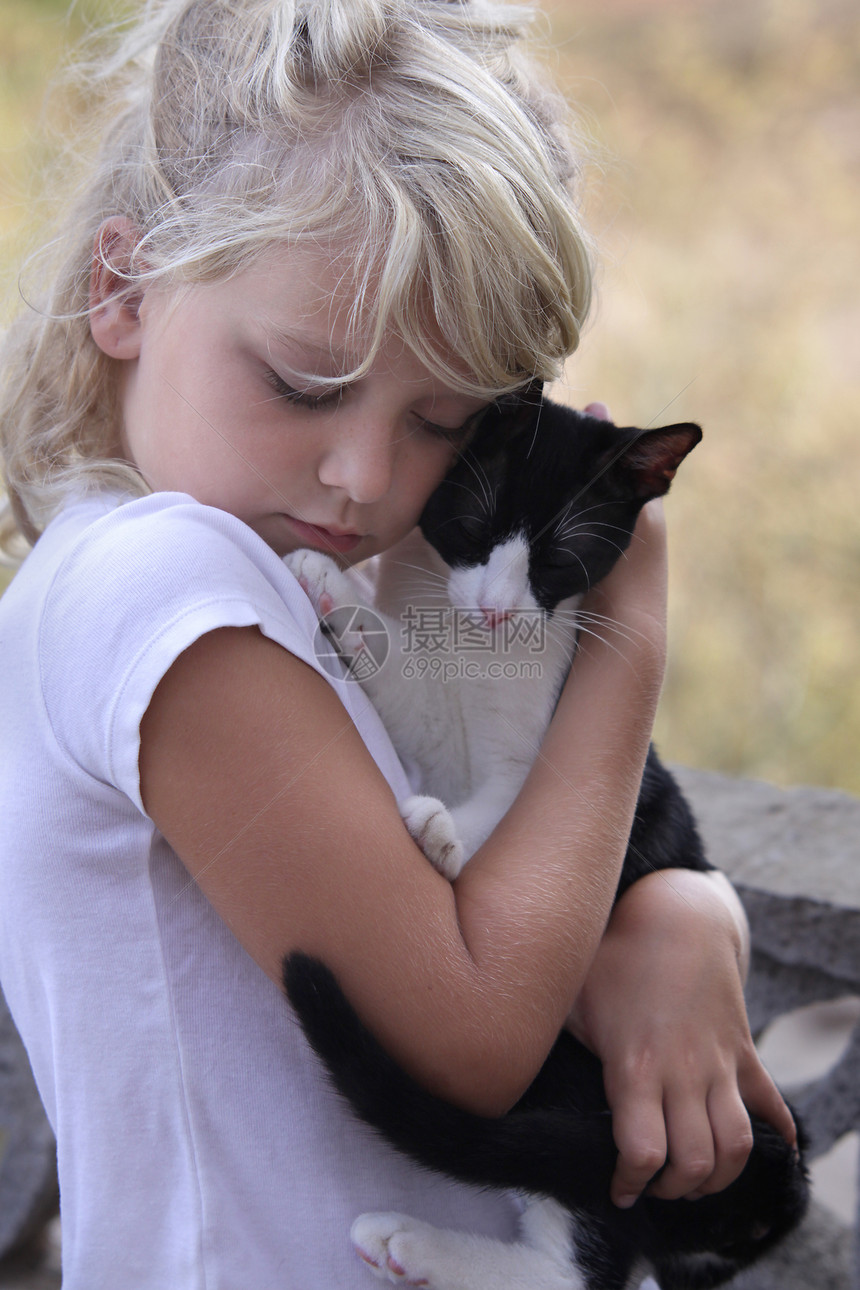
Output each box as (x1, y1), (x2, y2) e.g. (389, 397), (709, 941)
(282, 952), (615, 1208)
(284, 954), (810, 1290)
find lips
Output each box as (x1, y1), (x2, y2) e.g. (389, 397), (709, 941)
(286, 517), (364, 554)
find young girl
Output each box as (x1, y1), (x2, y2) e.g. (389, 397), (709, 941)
(0, 1), (794, 1286)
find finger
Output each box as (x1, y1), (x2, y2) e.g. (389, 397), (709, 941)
(740, 1059), (798, 1149)
(583, 400), (612, 421)
(647, 1090), (716, 1201)
(609, 1087), (668, 1208)
(686, 1083), (754, 1197)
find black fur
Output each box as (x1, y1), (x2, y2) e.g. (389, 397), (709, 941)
(284, 955), (808, 1290)
(420, 388), (701, 615)
(283, 393), (809, 1289)
(424, 390), (713, 901)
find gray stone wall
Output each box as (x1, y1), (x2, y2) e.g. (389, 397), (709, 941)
(676, 768), (860, 1289)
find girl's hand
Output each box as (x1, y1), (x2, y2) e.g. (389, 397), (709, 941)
(567, 868), (797, 1208)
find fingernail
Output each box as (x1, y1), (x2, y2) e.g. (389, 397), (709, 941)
(615, 1194), (638, 1209)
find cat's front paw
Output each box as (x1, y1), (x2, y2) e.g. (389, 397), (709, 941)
(351, 1213), (433, 1286)
(400, 796), (465, 880)
(283, 549), (354, 618)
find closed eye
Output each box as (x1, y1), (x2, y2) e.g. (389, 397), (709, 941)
(546, 544), (583, 568)
(417, 408), (486, 446)
(458, 512), (488, 539)
(263, 368), (343, 410)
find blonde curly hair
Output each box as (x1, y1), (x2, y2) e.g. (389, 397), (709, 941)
(1, 0), (594, 551)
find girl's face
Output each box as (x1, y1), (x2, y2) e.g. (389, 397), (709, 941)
(108, 243), (488, 561)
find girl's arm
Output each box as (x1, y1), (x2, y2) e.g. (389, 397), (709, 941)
(567, 867), (798, 1208)
(138, 504), (667, 1118)
(570, 400), (795, 1204)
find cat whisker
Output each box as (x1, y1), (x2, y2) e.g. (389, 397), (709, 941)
(566, 623), (650, 668)
(395, 585), (454, 607)
(552, 623), (630, 666)
(457, 453), (494, 512)
(403, 587), (453, 605)
(546, 552), (591, 584)
(554, 608), (653, 648)
(551, 495), (652, 535)
(554, 519), (632, 542)
(524, 395), (544, 460)
(546, 612), (649, 654)
(447, 473), (488, 504)
(552, 537), (627, 565)
(554, 500), (613, 523)
(553, 518), (631, 542)
(389, 561), (451, 589)
(441, 480), (489, 516)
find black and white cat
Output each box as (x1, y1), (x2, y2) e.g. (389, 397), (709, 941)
(286, 393), (706, 887)
(283, 393), (808, 1290)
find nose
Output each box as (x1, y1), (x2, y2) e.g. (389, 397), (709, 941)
(479, 607), (512, 629)
(317, 416), (396, 504)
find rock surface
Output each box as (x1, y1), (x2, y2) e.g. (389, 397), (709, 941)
(0, 997), (58, 1263)
(676, 768), (860, 1289)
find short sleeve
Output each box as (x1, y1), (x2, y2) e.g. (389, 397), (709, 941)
(38, 494), (329, 814)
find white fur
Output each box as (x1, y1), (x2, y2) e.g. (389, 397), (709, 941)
(286, 534), (579, 876)
(350, 1199), (584, 1290)
(446, 535), (537, 623)
(283, 541), (591, 1290)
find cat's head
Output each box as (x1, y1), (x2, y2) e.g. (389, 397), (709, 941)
(419, 393), (702, 620)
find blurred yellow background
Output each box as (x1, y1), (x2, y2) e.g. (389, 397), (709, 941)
(2, 0), (859, 793)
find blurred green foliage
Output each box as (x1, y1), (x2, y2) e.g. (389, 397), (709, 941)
(1, 0), (858, 792)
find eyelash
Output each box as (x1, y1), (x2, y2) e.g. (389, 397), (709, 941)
(264, 370), (342, 410)
(421, 417), (473, 444)
(264, 368), (477, 443)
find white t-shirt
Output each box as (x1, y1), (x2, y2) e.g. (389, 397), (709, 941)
(0, 492), (520, 1289)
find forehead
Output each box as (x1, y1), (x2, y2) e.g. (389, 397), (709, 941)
(240, 242), (368, 343)
(236, 240), (481, 391)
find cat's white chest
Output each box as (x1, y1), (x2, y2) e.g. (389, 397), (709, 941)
(370, 534), (579, 860)
(286, 537), (579, 868)
(441, 536), (577, 784)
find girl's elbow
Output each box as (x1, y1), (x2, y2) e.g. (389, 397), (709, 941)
(422, 1028), (549, 1117)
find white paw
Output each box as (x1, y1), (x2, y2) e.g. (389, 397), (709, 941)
(401, 795), (466, 879)
(351, 1213), (434, 1286)
(283, 548), (353, 618)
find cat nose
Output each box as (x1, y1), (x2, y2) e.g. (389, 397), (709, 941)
(479, 607), (512, 629)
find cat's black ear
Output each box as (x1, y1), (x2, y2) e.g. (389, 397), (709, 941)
(619, 423), (702, 498)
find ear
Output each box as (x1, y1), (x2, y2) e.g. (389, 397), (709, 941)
(620, 422), (703, 498)
(88, 217), (146, 360)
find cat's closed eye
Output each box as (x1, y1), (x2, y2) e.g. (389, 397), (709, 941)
(543, 542), (585, 569)
(457, 513), (488, 541)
